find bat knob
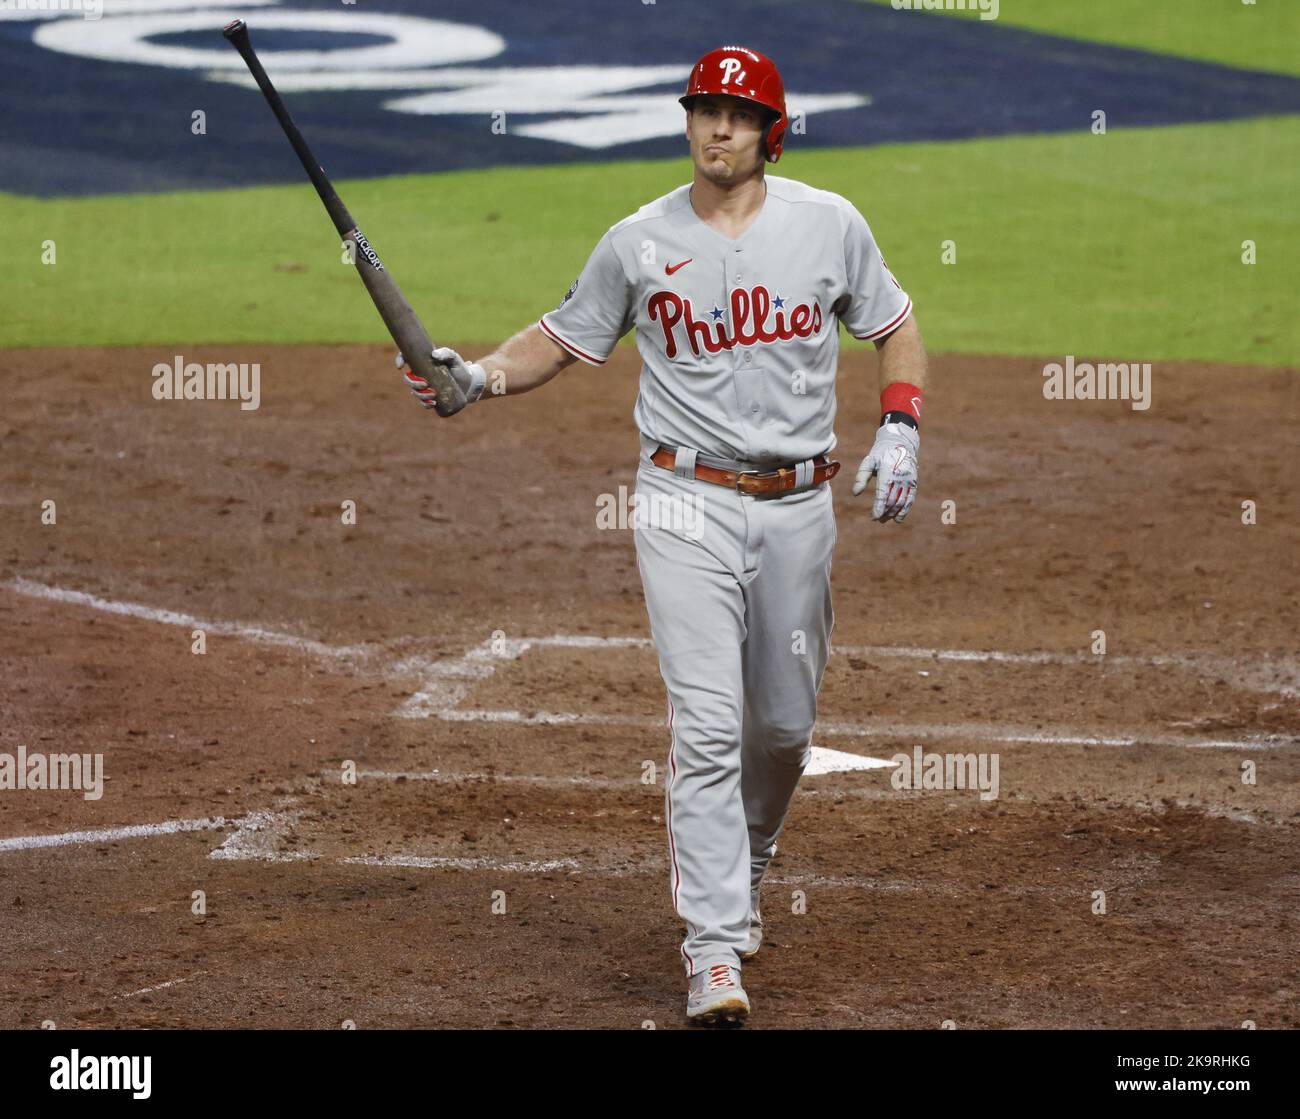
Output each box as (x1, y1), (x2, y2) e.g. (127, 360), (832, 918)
(222, 19), (247, 40)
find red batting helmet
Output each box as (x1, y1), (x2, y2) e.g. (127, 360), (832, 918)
(679, 46), (788, 163)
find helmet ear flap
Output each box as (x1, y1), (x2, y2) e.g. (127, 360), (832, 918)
(764, 110), (786, 163)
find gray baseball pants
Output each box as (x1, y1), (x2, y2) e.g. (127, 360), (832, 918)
(633, 433), (836, 975)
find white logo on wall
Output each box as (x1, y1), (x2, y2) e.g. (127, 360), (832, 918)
(14, 0), (868, 149)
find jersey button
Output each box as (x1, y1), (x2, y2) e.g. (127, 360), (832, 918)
(750, 403), (760, 413)
(743, 352), (752, 364)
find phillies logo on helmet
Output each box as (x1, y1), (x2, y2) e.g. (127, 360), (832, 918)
(719, 57), (747, 85)
(647, 285), (823, 359)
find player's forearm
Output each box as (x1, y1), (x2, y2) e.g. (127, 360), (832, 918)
(874, 314), (928, 394)
(473, 323), (575, 399)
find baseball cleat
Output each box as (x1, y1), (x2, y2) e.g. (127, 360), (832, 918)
(687, 963), (750, 1027)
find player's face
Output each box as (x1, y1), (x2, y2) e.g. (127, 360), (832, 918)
(686, 95), (767, 183)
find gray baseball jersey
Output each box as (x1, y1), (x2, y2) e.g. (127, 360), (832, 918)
(538, 174), (912, 464)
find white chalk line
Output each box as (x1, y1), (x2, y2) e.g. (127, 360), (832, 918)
(0, 806), (314, 858)
(0, 815), (230, 852)
(392, 632), (1296, 751)
(426, 707), (1289, 751)
(6, 577), (372, 662)
(397, 633), (1300, 715)
(118, 973), (204, 1000)
(838, 643), (1289, 678)
(340, 855), (581, 873)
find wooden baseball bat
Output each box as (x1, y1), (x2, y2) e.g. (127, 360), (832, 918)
(221, 18), (467, 416)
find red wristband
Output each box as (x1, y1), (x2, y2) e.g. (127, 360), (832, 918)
(881, 381), (923, 423)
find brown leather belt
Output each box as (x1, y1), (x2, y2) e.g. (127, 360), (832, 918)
(650, 445), (841, 496)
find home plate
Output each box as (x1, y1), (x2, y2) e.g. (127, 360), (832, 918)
(806, 746), (895, 775)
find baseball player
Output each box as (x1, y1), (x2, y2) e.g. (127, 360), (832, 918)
(401, 45), (928, 1027)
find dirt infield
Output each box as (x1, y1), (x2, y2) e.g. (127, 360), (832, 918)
(1, 343), (1297, 1029)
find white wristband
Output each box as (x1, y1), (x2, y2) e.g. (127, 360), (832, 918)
(465, 362), (487, 403)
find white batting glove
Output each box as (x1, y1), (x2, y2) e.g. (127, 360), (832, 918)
(853, 420), (919, 522)
(395, 347), (486, 409)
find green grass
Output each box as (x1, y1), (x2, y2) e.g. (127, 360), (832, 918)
(6, 116), (1297, 365)
(858, 0), (1300, 77)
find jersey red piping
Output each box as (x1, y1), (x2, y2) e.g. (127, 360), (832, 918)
(853, 298), (913, 341)
(538, 315), (608, 365)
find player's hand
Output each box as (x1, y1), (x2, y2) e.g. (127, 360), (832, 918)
(852, 420), (919, 523)
(395, 347), (486, 409)
(396, 350), (439, 409)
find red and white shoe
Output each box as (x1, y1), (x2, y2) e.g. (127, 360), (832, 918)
(687, 963), (750, 1027)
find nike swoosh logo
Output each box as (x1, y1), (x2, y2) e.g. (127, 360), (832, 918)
(665, 259), (693, 276)
(911, 396), (922, 416)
